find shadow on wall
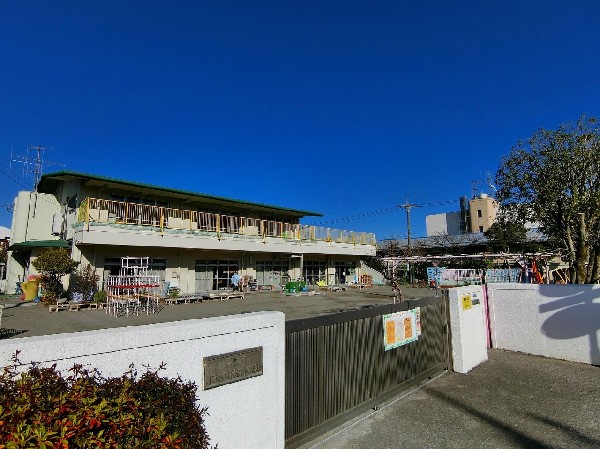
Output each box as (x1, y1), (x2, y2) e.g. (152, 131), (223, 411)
(538, 285), (600, 366)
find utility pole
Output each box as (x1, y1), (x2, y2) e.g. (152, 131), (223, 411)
(399, 198), (420, 254)
(399, 198), (420, 285)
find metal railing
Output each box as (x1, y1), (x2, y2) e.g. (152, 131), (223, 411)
(78, 197), (376, 245)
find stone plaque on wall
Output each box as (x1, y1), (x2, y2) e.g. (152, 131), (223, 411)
(204, 347), (263, 390)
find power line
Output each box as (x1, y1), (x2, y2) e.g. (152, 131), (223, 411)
(1, 203), (14, 213)
(0, 158), (64, 209)
(0, 163), (31, 191)
(310, 206), (401, 226)
(309, 198), (460, 227)
(11, 145), (64, 191)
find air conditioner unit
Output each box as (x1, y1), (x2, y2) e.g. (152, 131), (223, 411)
(51, 212), (63, 236)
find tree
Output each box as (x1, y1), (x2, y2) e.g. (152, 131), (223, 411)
(495, 116), (600, 283)
(484, 219), (527, 253)
(71, 263), (99, 301)
(31, 247), (78, 299)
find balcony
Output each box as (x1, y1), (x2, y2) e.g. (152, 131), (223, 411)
(74, 198), (376, 255)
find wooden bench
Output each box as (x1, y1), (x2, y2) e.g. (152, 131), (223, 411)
(226, 293), (245, 300)
(203, 291), (245, 301)
(68, 302), (102, 311)
(164, 293), (204, 305)
(348, 283), (371, 290)
(48, 299), (69, 312)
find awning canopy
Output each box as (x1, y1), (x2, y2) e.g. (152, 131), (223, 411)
(8, 239), (70, 251)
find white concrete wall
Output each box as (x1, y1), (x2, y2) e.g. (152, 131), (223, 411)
(0, 312), (286, 449)
(426, 213), (449, 237)
(73, 224), (376, 256)
(448, 285), (488, 373)
(487, 283), (600, 365)
(11, 191), (60, 243)
(7, 192), (62, 290)
(426, 212), (462, 237)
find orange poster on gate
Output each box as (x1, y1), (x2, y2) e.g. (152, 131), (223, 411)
(404, 317), (412, 339)
(386, 320), (396, 345)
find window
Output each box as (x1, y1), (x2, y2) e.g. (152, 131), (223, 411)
(334, 261), (356, 284)
(304, 261), (326, 284)
(255, 260), (289, 288)
(477, 210), (482, 218)
(195, 259), (239, 291)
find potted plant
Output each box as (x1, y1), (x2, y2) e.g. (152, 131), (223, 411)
(71, 264), (99, 302)
(93, 290), (107, 304)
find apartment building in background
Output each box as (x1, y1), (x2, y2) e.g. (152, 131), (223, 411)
(426, 194), (498, 237)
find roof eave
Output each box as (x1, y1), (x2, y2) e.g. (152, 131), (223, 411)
(37, 170), (323, 218)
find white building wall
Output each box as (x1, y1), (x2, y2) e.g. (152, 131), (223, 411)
(74, 225), (375, 256)
(426, 213), (448, 237)
(487, 283), (600, 365)
(7, 192), (62, 290)
(448, 285), (488, 373)
(426, 211), (461, 237)
(0, 312), (286, 449)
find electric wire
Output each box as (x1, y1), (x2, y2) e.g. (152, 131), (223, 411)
(308, 199), (460, 227)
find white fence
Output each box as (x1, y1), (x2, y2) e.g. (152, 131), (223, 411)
(487, 284), (600, 365)
(0, 311), (286, 449)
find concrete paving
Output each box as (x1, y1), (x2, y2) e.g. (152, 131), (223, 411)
(0, 285), (435, 338)
(309, 349), (600, 449)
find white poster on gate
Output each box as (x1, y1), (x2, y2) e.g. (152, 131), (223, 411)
(383, 308), (421, 350)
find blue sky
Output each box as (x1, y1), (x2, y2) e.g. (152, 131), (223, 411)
(1, 1), (599, 240)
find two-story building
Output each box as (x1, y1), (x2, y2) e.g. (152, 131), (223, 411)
(6, 171), (376, 294)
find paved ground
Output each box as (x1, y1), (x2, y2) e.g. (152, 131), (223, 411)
(309, 349), (600, 449)
(0, 285), (436, 338)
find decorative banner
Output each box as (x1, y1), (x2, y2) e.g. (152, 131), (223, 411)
(383, 307), (421, 351)
(485, 268), (521, 283)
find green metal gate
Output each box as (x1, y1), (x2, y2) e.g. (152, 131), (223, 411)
(285, 296), (450, 448)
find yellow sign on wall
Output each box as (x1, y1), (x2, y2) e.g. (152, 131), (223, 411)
(462, 294), (473, 311)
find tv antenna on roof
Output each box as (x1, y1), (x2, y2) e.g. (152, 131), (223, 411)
(11, 146), (64, 191)
(486, 171), (497, 193)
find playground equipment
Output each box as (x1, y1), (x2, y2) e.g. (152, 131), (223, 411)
(106, 257), (161, 317)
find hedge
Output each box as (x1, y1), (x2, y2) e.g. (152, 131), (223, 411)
(0, 352), (215, 448)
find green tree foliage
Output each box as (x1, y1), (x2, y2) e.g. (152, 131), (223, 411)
(71, 264), (99, 300)
(484, 219), (527, 253)
(495, 116), (600, 283)
(31, 247), (78, 299)
(0, 353), (214, 448)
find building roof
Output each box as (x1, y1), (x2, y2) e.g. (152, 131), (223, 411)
(9, 239), (70, 251)
(37, 170), (323, 218)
